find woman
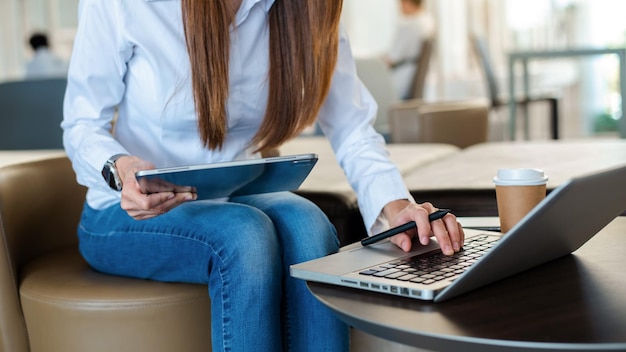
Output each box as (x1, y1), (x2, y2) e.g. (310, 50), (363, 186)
(62, 0), (464, 351)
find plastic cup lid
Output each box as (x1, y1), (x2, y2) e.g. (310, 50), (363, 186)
(493, 168), (549, 186)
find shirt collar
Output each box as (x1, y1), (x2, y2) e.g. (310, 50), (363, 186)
(236, 0), (274, 25)
(143, 0), (275, 25)
(143, 0), (274, 10)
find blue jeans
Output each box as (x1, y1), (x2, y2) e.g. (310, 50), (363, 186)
(78, 192), (349, 351)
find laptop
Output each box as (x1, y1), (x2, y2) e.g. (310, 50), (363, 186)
(135, 154), (317, 200)
(290, 164), (626, 302)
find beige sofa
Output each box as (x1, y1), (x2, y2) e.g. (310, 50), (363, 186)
(0, 156), (212, 352)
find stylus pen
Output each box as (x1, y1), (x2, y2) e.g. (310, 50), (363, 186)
(360, 209), (451, 247)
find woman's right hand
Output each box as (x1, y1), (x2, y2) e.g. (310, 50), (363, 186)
(115, 156), (197, 220)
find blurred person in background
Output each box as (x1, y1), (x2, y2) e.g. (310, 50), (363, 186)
(383, 0), (435, 100)
(25, 32), (68, 79)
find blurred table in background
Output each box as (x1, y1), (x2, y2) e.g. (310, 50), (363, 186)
(405, 139), (626, 217)
(508, 48), (626, 140)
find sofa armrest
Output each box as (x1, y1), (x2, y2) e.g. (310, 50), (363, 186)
(388, 99), (490, 148)
(0, 156), (86, 352)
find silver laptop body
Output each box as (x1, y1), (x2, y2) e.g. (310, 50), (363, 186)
(290, 164), (626, 302)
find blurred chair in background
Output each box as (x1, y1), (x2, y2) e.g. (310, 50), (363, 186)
(355, 57), (398, 140)
(0, 78), (66, 149)
(404, 36), (434, 101)
(388, 98), (490, 148)
(471, 34), (560, 140)
(355, 51), (488, 149)
(353, 35), (434, 138)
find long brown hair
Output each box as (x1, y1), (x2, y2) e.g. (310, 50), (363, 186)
(181, 0), (343, 153)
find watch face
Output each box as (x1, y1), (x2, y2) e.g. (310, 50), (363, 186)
(102, 162), (122, 191)
(107, 172), (117, 189)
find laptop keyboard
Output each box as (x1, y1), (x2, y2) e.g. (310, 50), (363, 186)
(359, 234), (501, 285)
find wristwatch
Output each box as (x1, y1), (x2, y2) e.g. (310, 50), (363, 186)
(101, 154), (127, 191)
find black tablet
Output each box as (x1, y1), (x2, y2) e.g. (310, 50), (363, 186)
(135, 154), (318, 199)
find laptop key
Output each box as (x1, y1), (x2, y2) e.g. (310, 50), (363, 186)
(373, 268), (401, 277)
(397, 274), (418, 281)
(359, 269), (379, 275)
(385, 271), (409, 279)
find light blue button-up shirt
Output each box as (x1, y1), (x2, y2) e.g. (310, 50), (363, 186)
(62, 0), (412, 232)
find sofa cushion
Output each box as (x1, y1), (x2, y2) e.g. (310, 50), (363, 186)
(20, 249), (212, 352)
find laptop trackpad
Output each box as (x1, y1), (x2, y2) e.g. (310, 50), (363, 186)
(293, 240), (441, 276)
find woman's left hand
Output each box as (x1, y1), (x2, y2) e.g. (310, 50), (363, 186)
(116, 155), (197, 220)
(382, 199), (464, 255)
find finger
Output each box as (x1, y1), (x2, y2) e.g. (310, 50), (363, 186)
(137, 177), (168, 194)
(138, 177), (194, 194)
(389, 232), (415, 252)
(444, 216), (464, 251)
(430, 217), (454, 255)
(440, 214), (463, 252)
(457, 221), (466, 246)
(128, 211), (159, 221)
(162, 188), (196, 203)
(123, 190), (176, 211)
(125, 192), (195, 219)
(152, 178), (195, 193)
(413, 207), (433, 246)
(142, 191), (195, 213)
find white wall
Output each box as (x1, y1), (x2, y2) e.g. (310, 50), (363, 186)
(341, 0), (397, 58)
(0, 0), (77, 81)
(0, 0), (24, 81)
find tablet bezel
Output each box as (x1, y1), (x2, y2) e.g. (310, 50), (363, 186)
(135, 153), (318, 199)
